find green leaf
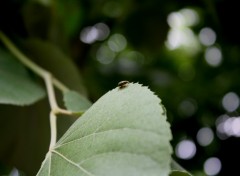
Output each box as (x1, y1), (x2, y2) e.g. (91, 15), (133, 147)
(170, 159), (192, 176)
(170, 170), (192, 176)
(63, 90), (92, 113)
(0, 47), (45, 105)
(37, 83), (172, 176)
(171, 159), (186, 171)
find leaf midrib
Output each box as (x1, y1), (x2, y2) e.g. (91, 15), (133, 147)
(51, 150), (161, 176)
(55, 127), (162, 149)
(52, 150), (95, 176)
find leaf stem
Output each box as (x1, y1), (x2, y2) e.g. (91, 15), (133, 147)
(43, 72), (59, 110)
(53, 78), (68, 93)
(0, 31), (74, 148)
(49, 111), (57, 150)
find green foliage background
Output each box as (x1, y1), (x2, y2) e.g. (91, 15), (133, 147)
(1, 0), (240, 175)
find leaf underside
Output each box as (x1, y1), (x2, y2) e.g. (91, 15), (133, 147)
(0, 47), (45, 105)
(63, 90), (92, 113)
(37, 83), (172, 176)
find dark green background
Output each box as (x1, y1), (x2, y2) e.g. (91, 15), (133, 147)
(1, 0), (240, 175)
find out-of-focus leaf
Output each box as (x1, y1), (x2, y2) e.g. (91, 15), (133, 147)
(0, 47), (45, 105)
(63, 90), (92, 113)
(170, 160), (192, 176)
(22, 1), (69, 51)
(22, 2), (51, 39)
(171, 159), (186, 171)
(0, 100), (50, 176)
(170, 170), (192, 176)
(22, 39), (87, 95)
(37, 83), (172, 176)
(54, 0), (83, 38)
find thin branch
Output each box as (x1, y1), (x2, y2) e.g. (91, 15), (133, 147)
(43, 72), (74, 116)
(53, 78), (68, 93)
(43, 72), (58, 109)
(0, 31), (76, 148)
(49, 111), (57, 150)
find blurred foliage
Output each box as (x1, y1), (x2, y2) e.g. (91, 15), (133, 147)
(0, 0), (240, 175)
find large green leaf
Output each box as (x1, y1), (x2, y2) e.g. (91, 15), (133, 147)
(0, 47), (45, 105)
(37, 83), (172, 176)
(63, 90), (92, 113)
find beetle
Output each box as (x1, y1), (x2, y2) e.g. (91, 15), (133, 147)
(118, 80), (129, 89)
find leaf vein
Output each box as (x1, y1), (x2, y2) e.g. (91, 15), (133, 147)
(78, 151), (160, 165)
(55, 127), (161, 149)
(52, 150), (95, 176)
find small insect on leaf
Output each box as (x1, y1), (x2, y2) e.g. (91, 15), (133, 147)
(118, 80), (129, 89)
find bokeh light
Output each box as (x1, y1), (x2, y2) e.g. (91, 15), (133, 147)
(216, 114), (230, 139)
(94, 23), (110, 41)
(196, 127), (214, 146)
(180, 8), (199, 26)
(204, 157), (221, 176)
(199, 28), (216, 46)
(175, 139), (197, 160)
(80, 23), (110, 44)
(216, 115), (240, 138)
(96, 45), (115, 64)
(204, 46), (222, 67)
(80, 26), (98, 44)
(231, 118), (240, 137)
(167, 8), (199, 28)
(166, 9), (200, 53)
(222, 92), (239, 112)
(108, 34), (127, 52)
(166, 28), (199, 51)
(167, 12), (185, 28)
(9, 168), (20, 176)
